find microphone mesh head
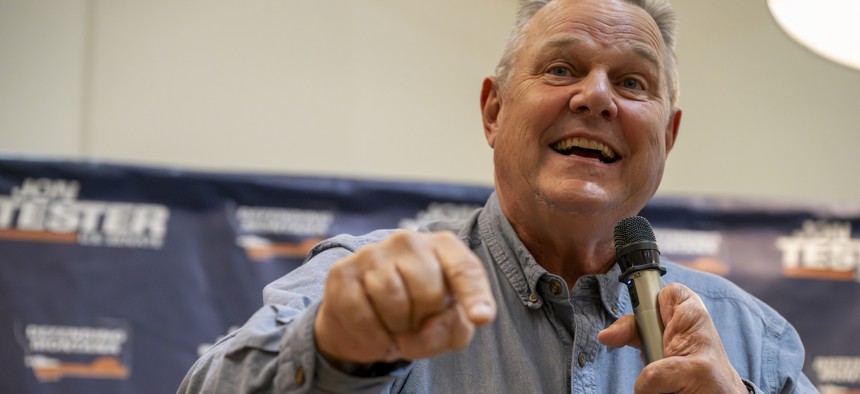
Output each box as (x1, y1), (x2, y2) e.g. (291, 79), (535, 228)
(614, 216), (656, 253)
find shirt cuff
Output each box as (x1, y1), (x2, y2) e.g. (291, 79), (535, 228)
(278, 300), (411, 393)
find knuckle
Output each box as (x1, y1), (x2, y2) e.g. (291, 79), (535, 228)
(665, 282), (699, 302)
(388, 230), (421, 249)
(676, 297), (709, 324)
(355, 244), (386, 267)
(386, 282), (409, 306)
(433, 231), (460, 244)
(634, 366), (658, 391)
(688, 298), (708, 314)
(398, 254), (442, 278)
(363, 270), (402, 295)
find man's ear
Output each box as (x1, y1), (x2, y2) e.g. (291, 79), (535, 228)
(665, 107), (682, 154)
(480, 77), (501, 148)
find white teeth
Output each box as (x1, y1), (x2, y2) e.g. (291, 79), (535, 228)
(552, 137), (617, 160)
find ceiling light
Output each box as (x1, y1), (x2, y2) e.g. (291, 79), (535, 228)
(767, 0), (860, 71)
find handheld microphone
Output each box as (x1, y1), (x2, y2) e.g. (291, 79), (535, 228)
(614, 216), (666, 364)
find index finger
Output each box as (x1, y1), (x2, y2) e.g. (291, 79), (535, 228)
(433, 232), (496, 325)
(658, 282), (709, 334)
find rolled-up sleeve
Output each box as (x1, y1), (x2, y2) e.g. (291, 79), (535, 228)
(178, 301), (317, 393)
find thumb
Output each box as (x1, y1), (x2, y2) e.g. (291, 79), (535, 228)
(598, 314), (641, 350)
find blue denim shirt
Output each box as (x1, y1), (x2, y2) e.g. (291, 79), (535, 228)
(179, 193), (816, 393)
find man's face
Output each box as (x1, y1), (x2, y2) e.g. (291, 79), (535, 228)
(482, 0), (680, 220)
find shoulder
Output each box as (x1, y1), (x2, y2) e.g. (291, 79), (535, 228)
(662, 262), (792, 364)
(305, 209), (482, 258)
(663, 260), (784, 325)
(307, 229), (399, 255)
(661, 260), (795, 350)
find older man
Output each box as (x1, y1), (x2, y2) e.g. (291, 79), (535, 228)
(180, 0), (815, 392)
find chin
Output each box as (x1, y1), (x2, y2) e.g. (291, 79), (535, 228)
(535, 181), (615, 216)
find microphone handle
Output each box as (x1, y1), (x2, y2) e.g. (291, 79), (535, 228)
(630, 268), (665, 364)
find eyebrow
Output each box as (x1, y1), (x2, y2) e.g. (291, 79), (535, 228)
(629, 44), (661, 70)
(540, 35), (661, 70)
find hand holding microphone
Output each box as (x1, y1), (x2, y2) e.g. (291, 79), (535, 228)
(598, 216), (748, 393)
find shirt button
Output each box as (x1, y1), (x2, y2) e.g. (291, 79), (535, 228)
(550, 280), (562, 296)
(295, 365), (305, 385)
(578, 352), (587, 367)
(612, 306), (620, 315)
(528, 293), (538, 302)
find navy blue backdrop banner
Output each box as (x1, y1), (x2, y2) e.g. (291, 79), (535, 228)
(0, 157), (858, 393)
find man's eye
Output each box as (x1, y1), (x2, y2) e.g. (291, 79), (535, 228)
(548, 66), (569, 77)
(622, 78), (641, 89)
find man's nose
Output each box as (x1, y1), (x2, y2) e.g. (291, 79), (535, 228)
(569, 73), (618, 121)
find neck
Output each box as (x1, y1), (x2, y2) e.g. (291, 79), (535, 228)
(501, 198), (623, 287)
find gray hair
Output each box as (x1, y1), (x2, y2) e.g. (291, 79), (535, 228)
(495, 0), (680, 108)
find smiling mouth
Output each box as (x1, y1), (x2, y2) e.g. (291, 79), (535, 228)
(551, 137), (619, 164)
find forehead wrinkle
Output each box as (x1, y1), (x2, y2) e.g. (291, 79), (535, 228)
(531, 0), (665, 57)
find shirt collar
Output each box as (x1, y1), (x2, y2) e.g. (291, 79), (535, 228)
(477, 192), (629, 318)
(593, 263), (630, 319)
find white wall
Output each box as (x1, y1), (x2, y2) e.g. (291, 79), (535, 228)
(0, 0), (88, 157)
(664, 0), (860, 204)
(2, 0), (859, 204)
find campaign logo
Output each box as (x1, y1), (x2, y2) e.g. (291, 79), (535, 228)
(775, 220), (860, 282)
(234, 206), (334, 261)
(654, 228), (729, 276)
(17, 322), (131, 382)
(398, 202), (482, 230)
(813, 356), (860, 393)
(0, 178), (169, 249)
